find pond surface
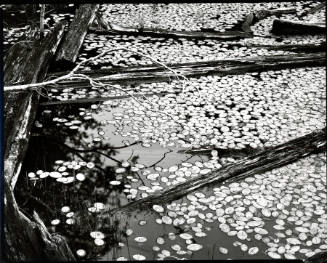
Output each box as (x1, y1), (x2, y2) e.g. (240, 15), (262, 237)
(9, 2), (327, 261)
(16, 83), (326, 260)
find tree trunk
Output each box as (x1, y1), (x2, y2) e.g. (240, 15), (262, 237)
(40, 4), (46, 38)
(271, 19), (326, 35)
(55, 4), (99, 65)
(3, 21), (76, 261)
(3, 177), (76, 262)
(4, 21), (66, 188)
(106, 128), (325, 215)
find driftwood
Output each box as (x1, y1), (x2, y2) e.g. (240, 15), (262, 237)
(271, 19), (326, 35)
(55, 4), (99, 64)
(107, 128), (326, 215)
(48, 52), (325, 88)
(3, 22), (76, 261)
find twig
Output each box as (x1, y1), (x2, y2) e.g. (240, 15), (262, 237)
(146, 149), (173, 168)
(5, 48), (192, 131)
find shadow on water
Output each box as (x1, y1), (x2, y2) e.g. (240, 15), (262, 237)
(14, 100), (197, 260)
(14, 102), (140, 260)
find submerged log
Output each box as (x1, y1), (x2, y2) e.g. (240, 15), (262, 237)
(3, 22), (75, 261)
(304, 251), (327, 263)
(299, 2), (326, 18)
(108, 128), (326, 215)
(244, 42), (326, 53)
(178, 146), (269, 159)
(89, 24), (250, 40)
(271, 19), (326, 35)
(56, 4), (99, 64)
(49, 52), (325, 87)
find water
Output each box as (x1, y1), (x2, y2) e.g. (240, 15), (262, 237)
(15, 95), (327, 261)
(9, 2), (327, 261)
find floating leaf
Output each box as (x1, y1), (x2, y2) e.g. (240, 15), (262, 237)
(76, 249), (86, 257)
(153, 205), (164, 213)
(90, 231), (105, 239)
(133, 254), (146, 260)
(187, 243), (203, 251)
(135, 236), (147, 243)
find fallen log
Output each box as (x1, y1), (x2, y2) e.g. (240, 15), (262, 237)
(3, 22), (76, 261)
(271, 19), (326, 35)
(3, 177), (75, 262)
(48, 52), (325, 87)
(4, 21), (66, 188)
(107, 127), (326, 215)
(241, 8), (297, 33)
(55, 4), (99, 64)
(243, 42), (326, 53)
(89, 24), (250, 40)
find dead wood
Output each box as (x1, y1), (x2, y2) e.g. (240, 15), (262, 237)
(55, 4), (99, 64)
(106, 128), (326, 215)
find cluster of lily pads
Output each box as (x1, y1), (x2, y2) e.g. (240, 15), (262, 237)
(27, 159), (94, 184)
(76, 33), (301, 70)
(17, 2), (327, 261)
(118, 154), (326, 260)
(74, 67), (324, 151)
(100, 2), (311, 32)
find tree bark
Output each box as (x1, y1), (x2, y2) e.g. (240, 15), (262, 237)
(271, 19), (326, 35)
(3, 21), (76, 261)
(3, 177), (76, 262)
(106, 128), (325, 215)
(48, 52), (325, 87)
(55, 4), (99, 64)
(4, 21), (66, 188)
